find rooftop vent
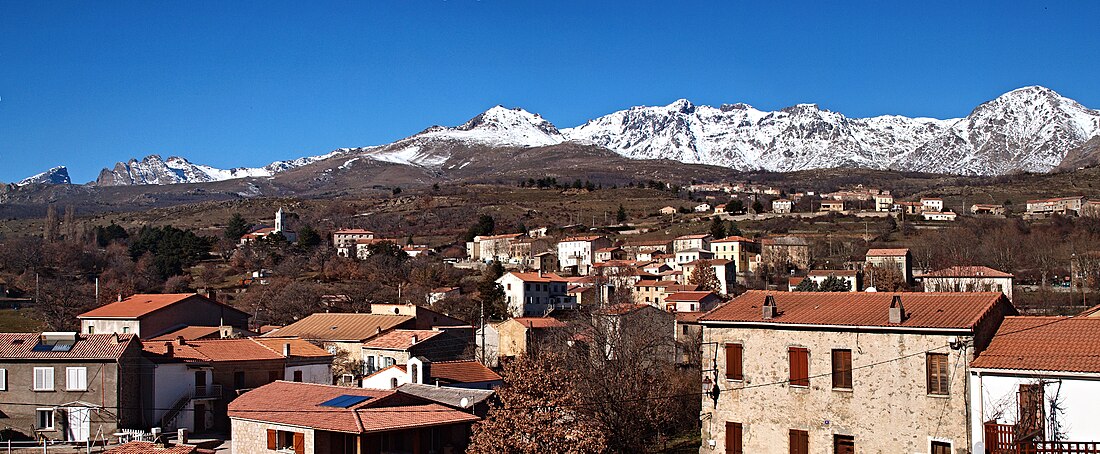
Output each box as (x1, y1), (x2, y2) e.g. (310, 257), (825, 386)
(889, 295), (906, 324)
(762, 295), (777, 320)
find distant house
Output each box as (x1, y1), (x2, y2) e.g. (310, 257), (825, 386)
(694, 203), (712, 212)
(771, 198), (793, 214)
(78, 293), (250, 340)
(922, 210), (958, 221)
(360, 329), (470, 375)
(713, 204), (728, 215)
(1026, 196), (1084, 217)
(680, 259), (736, 294)
(663, 291), (722, 313)
(970, 204), (1005, 215)
(228, 381), (480, 454)
(497, 272), (573, 317)
(699, 291), (1015, 454)
(240, 208), (297, 244)
(675, 248), (716, 266)
(557, 235), (612, 275)
(819, 200), (844, 212)
(0, 332), (142, 442)
(469, 233), (525, 263)
(426, 287), (460, 306)
(970, 317), (1100, 450)
(920, 197), (944, 213)
(865, 248), (912, 285)
(660, 206), (678, 215)
(673, 234), (713, 253)
(491, 317), (567, 363)
(873, 193), (894, 212)
(711, 236), (759, 279)
(895, 200), (923, 215)
(260, 313), (413, 363)
(361, 358), (501, 390)
(922, 266), (1013, 301)
(594, 246), (627, 263)
(805, 269), (861, 291)
(332, 229), (375, 255)
(760, 237), (812, 273)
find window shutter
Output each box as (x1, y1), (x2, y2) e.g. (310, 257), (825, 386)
(789, 348), (809, 387)
(927, 353), (949, 395)
(725, 422), (743, 454)
(725, 344), (743, 380)
(0, 368), (6, 391)
(266, 429), (276, 450)
(789, 429), (809, 454)
(292, 432), (304, 454)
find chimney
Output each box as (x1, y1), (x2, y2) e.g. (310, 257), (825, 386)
(376, 327), (383, 335)
(283, 343), (291, 357)
(762, 295), (777, 320)
(410, 335), (418, 345)
(889, 295), (906, 324)
(175, 336), (186, 346)
(164, 342), (174, 356)
(177, 428), (188, 445)
(205, 289), (217, 302)
(117, 293), (123, 302)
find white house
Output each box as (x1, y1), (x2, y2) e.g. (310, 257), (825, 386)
(922, 266), (1014, 301)
(922, 211), (958, 221)
(873, 193), (894, 212)
(694, 203), (712, 213)
(557, 235), (612, 275)
(920, 197), (944, 213)
(804, 269), (861, 291)
(362, 357), (501, 390)
(675, 248), (715, 267)
(673, 234), (712, 253)
(970, 316), (1100, 452)
(497, 271), (573, 317)
(771, 199), (793, 214)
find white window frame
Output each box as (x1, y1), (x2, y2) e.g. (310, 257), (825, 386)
(36, 408), (54, 430)
(929, 438), (953, 454)
(33, 367), (54, 391)
(66, 367), (88, 391)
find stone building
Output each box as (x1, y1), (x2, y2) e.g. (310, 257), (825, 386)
(760, 236), (812, 274)
(922, 266), (1014, 302)
(865, 248), (913, 285)
(698, 291), (1014, 454)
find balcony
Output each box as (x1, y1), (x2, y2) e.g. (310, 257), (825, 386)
(192, 384), (222, 400)
(985, 423), (1100, 454)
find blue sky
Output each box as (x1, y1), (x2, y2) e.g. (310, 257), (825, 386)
(1, 1), (1097, 183)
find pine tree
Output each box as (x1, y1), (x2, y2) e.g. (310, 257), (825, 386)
(616, 204), (627, 224)
(224, 213), (251, 240)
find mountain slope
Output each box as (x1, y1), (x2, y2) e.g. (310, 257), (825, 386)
(94, 152), (341, 186)
(16, 166), (71, 186)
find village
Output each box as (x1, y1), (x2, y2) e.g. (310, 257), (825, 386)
(0, 178), (1098, 454)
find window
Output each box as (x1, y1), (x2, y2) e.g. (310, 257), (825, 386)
(410, 364), (419, 384)
(789, 429), (808, 454)
(33, 367), (54, 391)
(36, 408), (54, 430)
(389, 377), (398, 389)
(834, 435), (854, 454)
(0, 368), (6, 391)
(293, 370), (303, 382)
(268, 371), (281, 382)
(930, 441), (951, 454)
(831, 349), (852, 389)
(122, 326), (130, 334)
(233, 371), (245, 390)
(789, 347), (809, 387)
(66, 367), (87, 391)
(926, 353), (949, 395)
(725, 422), (742, 454)
(87, 326), (94, 334)
(266, 429), (303, 453)
(725, 343), (742, 380)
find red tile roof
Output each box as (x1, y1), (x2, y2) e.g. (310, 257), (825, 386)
(148, 326), (223, 342)
(866, 248), (910, 257)
(503, 272), (567, 283)
(675, 311), (706, 323)
(334, 229), (375, 235)
(712, 236), (755, 243)
(675, 234), (711, 240)
(0, 333), (136, 360)
(429, 360), (502, 384)
(699, 290), (1010, 330)
(142, 338), (331, 362)
(262, 313), (413, 341)
(665, 291), (719, 302)
(228, 381), (479, 434)
(79, 293), (246, 319)
(600, 303), (650, 316)
(362, 330), (444, 350)
(971, 316), (1100, 374)
(509, 317), (566, 329)
(923, 266), (1013, 278)
(560, 235), (605, 242)
(807, 269), (860, 277)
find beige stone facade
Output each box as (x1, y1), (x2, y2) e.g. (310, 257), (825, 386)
(700, 326), (974, 453)
(231, 419), (316, 454)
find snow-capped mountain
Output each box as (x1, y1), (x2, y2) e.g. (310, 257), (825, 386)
(16, 166), (71, 186)
(563, 86), (1100, 175)
(95, 152), (340, 186)
(336, 106), (565, 171)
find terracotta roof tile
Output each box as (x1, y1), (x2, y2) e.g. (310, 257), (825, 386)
(509, 317), (566, 329)
(79, 293), (247, 319)
(228, 381), (478, 434)
(924, 266), (1013, 278)
(504, 272), (567, 283)
(429, 360), (502, 384)
(971, 317), (1100, 373)
(0, 333), (136, 360)
(334, 229), (375, 235)
(362, 330), (444, 350)
(712, 236), (755, 243)
(105, 441), (208, 454)
(560, 235), (605, 242)
(675, 234), (711, 240)
(665, 291), (719, 302)
(866, 248), (910, 257)
(262, 313), (413, 342)
(807, 269), (860, 277)
(675, 311), (705, 323)
(148, 326), (222, 342)
(142, 337), (330, 362)
(699, 290), (1010, 330)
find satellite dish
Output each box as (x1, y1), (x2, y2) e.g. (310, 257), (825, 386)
(460, 397), (470, 408)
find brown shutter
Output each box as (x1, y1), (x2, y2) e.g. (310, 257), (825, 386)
(725, 344), (743, 380)
(789, 347), (808, 387)
(927, 353), (949, 395)
(832, 349), (852, 389)
(266, 429), (277, 450)
(293, 432), (304, 454)
(725, 422), (742, 454)
(789, 429), (808, 454)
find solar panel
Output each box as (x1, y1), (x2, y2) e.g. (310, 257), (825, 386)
(319, 394), (371, 408)
(32, 341), (74, 352)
